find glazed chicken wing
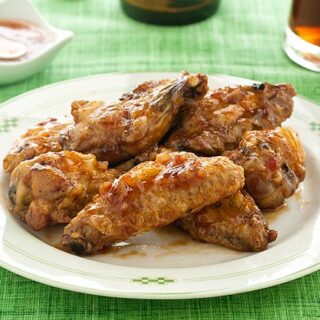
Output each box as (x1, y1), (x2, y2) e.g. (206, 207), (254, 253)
(132, 146), (278, 251)
(68, 72), (208, 164)
(9, 151), (119, 230)
(178, 191), (277, 252)
(225, 127), (305, 209)
(61, 151), (244, 255)
(166, 83), (296, 155)
(3, 118), (73, 172)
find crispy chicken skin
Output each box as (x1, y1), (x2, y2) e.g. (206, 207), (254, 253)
(120, 79), (172, 101)
(3, 118), (73, 172)
(178, 191), (277, 252)
(166, 83), (296, 155)
(68, 72), (208, 164)
(61, 152), (244, 255)
(225, 127), (305, 210)
(9, 151), (118, 230)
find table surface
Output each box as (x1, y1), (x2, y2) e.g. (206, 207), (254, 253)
(1, 0), (319, 319)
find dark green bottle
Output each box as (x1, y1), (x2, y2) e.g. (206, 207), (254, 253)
(121, 0), (221, 25)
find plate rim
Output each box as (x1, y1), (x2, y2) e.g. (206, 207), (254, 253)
(0, 256), (319, 299)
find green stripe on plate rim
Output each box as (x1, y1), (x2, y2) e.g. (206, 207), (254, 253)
(3, 239), (320, 283)
(1, 238), (320, 298)
(0, 117), (19, 133)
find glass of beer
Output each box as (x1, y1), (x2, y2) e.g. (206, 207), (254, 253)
(284, 0), (320, 72)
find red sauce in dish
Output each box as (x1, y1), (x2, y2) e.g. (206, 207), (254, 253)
(0, 19), (54, 61)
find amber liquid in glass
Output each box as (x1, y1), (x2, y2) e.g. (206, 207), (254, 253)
(290, 0), (320, 46)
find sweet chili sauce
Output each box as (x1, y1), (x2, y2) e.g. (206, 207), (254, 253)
(0, 19), (53, 61)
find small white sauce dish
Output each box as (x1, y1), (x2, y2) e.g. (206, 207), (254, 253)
(0, 0), (73, 85)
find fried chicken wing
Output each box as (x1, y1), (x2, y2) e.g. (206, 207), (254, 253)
(225, 127), (305, 209)
(68, 72), (208, 164)
(166, 83), (296, 155)
(178, 191), (277, 252)
(3, 118), (72, 172)
(9, 151), (118, 230)
(61, 152), (244, 255)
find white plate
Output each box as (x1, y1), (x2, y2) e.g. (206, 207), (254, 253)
(0, 73), (320, 299)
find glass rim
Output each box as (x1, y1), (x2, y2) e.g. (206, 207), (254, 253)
(285, 26), (320, 52)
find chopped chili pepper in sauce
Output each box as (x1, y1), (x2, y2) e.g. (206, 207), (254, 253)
(267, 157), (277, 171)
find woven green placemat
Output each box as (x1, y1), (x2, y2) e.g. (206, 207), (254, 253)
(0, 0), (319, 319)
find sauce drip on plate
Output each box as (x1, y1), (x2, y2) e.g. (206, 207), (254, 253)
(0, 19), (54, 61)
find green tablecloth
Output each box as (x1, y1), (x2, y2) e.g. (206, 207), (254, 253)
(0, 0), (319, 318)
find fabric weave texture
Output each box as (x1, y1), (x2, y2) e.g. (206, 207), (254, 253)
(0, 0), (319, 319)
